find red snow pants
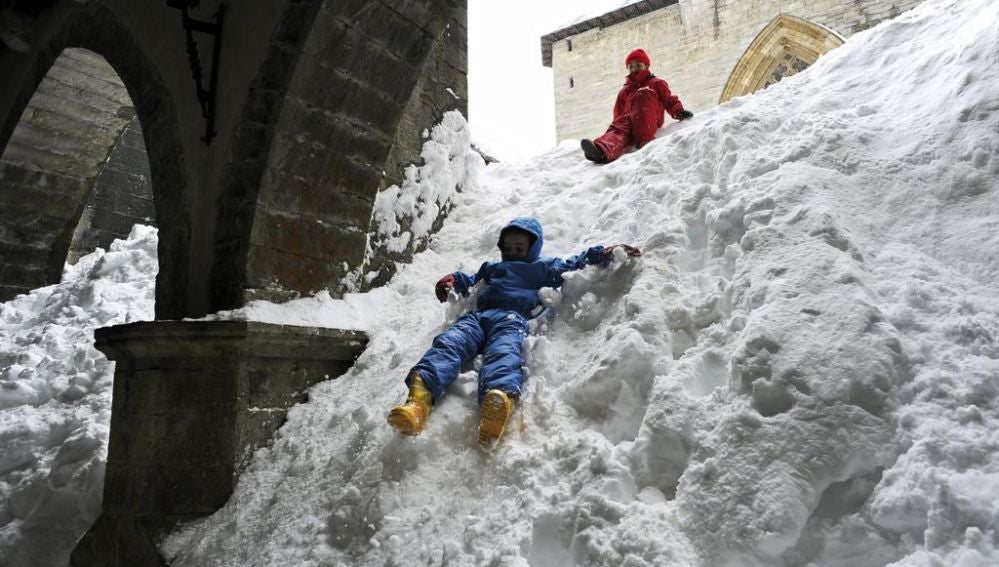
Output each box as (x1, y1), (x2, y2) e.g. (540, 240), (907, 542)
(593, 87), (663, 162)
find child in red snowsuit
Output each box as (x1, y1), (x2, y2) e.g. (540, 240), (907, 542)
(581, 48), (692, 164)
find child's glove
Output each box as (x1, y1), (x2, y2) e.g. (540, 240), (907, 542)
(435, 274), (456, 302)
(677, 109), (693, 120)
(602, 244), (642, 261)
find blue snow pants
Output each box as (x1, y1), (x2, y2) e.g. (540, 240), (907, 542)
(410, 308), (529, 405)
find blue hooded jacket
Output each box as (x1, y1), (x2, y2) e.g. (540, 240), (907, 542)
(450, 217), (605, 317)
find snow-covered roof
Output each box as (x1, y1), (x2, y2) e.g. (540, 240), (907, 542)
(540, 0), (678, 67)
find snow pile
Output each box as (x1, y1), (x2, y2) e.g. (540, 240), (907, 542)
(2, 0), (998, 564)
(0, 225), (157, 566)
(159, 0), (998, 565)
(369, 110), (481, 255)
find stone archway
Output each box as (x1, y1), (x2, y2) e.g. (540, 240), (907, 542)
(0, 4), (189, 315)
(67, 114), (154, 265)
(0, 47), (152, 300)
(0, 2), (465, 563)
(2, 1), (465, 317)
(719, 14), (845, 104)
(210, 0), (467, 310)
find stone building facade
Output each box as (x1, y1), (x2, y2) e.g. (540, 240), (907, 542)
(542, 0), (925, 142)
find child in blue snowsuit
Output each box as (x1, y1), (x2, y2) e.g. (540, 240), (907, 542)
(387, 217), (640, 446)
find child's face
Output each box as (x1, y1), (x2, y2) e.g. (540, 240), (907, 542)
(501, 231), (532, 261)
(627, 61), (647, 74)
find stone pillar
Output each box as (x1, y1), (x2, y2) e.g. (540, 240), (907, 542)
(71, 321), (368, 567)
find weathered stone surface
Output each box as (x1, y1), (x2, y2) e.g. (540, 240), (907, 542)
(0, 2), (467, 566)
(0, 47), (136, 301)
(68, 116), (155, 264)
(1, 0), (467, 315)
(71, 512), (168, 567)
(72, 320), (368, 567)
(366, 3), (468, 288)
(234, 0), (467, 305)
(259, 171), (375, 226)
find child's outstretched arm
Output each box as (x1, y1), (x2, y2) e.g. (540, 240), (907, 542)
(544, 244), (641, 287)
(601, 244), (642, 259)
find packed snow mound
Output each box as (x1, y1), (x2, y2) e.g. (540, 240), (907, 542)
(2, 0), (997, 564)
(0, 225), (157, 566)
(370, 110), (479, 256)
(161, 0), (998, 565)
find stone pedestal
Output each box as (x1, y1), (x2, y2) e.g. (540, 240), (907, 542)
(71, 321), (368, 567)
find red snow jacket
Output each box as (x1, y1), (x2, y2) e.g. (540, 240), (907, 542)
(612, 69), (685, 125)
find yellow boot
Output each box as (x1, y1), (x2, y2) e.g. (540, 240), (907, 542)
(478, 390), (516, 448)
(387, 374), (433, 436)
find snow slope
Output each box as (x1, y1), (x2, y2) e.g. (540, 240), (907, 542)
(162, 0), (999, 565)
(2, 0), (998, 564)
(0, 226), (157, 566)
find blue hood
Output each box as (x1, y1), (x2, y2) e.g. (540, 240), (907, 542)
(497, 217), (544, 262)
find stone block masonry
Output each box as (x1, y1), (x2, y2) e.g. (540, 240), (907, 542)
(67, 116), (155, 264)
(0, 4), (464, 565)
(0, 47), (138, 301)
(235, 0), (468, 306)
(71, 320), (369, 567)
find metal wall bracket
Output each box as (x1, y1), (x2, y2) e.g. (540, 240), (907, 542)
(168, 1), (225, 145)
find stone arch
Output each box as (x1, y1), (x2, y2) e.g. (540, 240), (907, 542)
(0, 4), (189, 315)
(210, 1), (465, 309)
(0, 46), (154, 300)
(66, 114), (154, 265)
(719, 14), (845, 104)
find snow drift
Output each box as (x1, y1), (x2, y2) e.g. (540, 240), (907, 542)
(0, 226), (157, 566)
(2, 0), (997, 565)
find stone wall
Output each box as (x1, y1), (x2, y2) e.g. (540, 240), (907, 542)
(548, 0), (925, 142)
(67, 116), (155, 264)
(71, 321), (369, 567)
(1, 0), (467, 318)
(0, 2), (198, 315)
(215, 0), (469, 308)
(0, 47), (136, 300)
(365, 5), (468, 290)
(0, 4), (466, 564)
